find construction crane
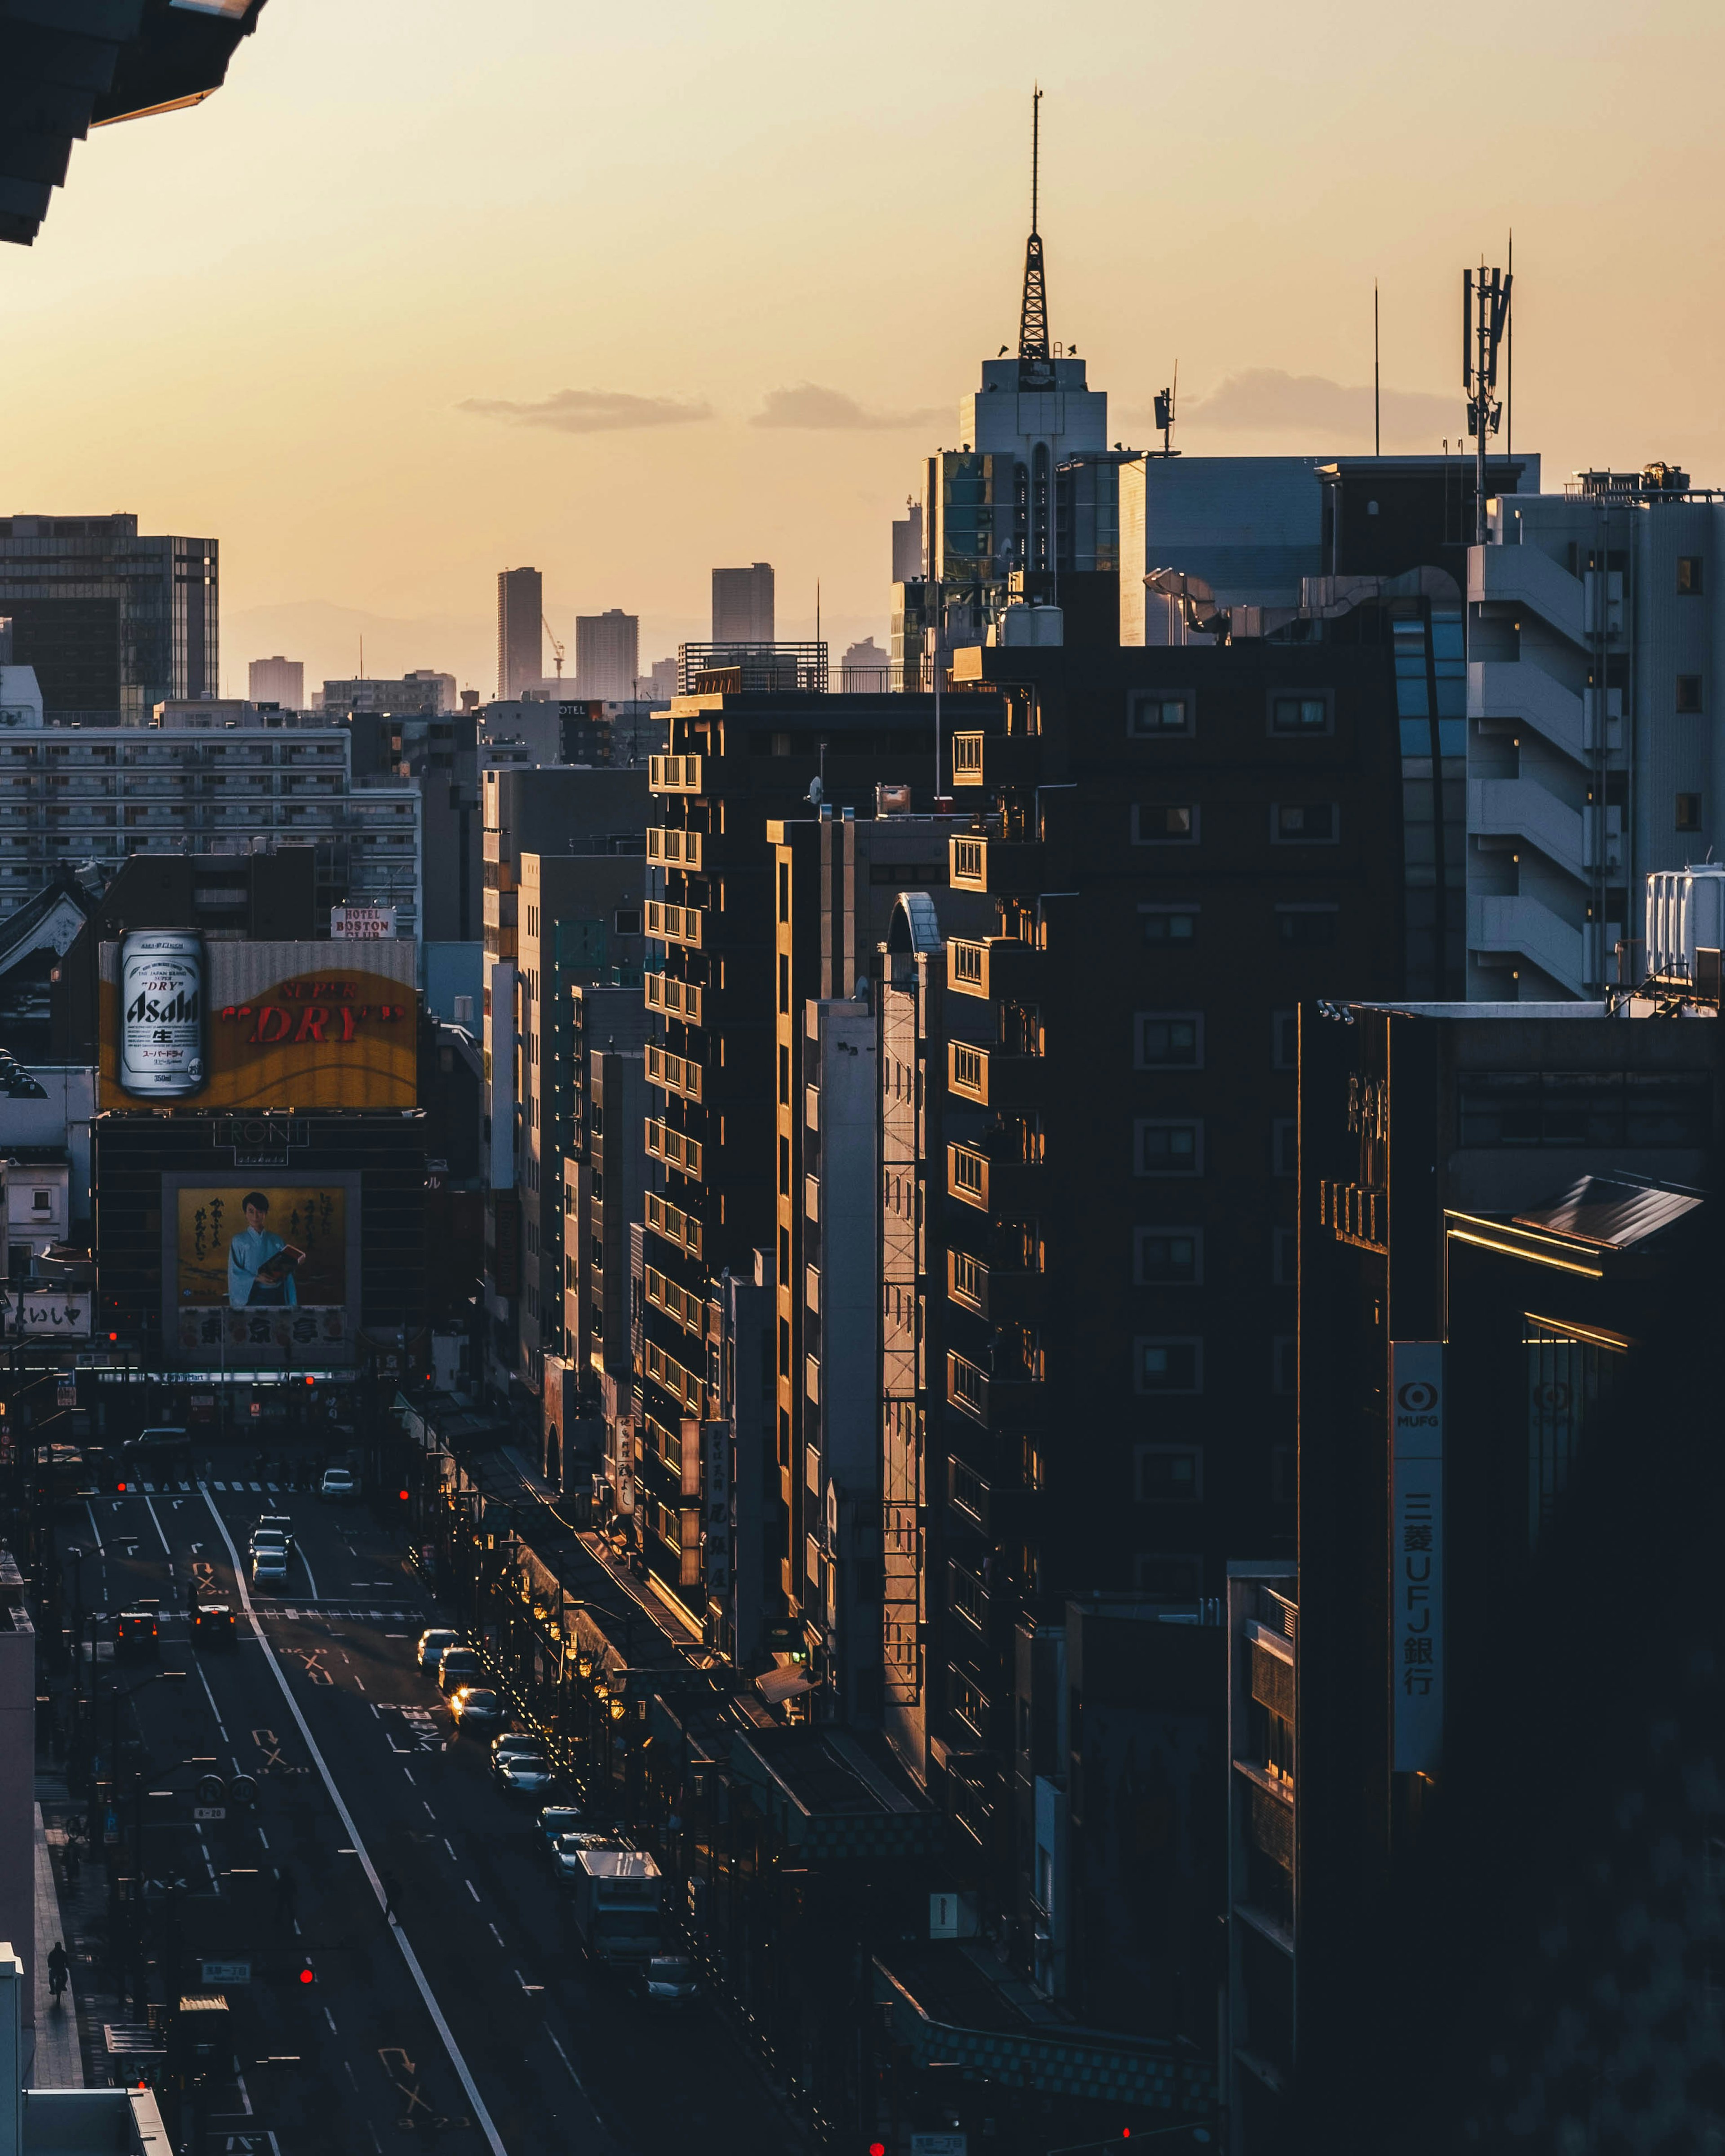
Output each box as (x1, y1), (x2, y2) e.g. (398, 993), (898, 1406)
(543, 614), (566, 679)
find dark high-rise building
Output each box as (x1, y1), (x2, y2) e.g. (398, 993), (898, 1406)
(0, 514), (217, 723)
(497, 566), (543, 700)
(711, 563), (774, 644)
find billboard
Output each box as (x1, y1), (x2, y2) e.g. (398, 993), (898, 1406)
(100, 939), (417, 1111)
(0, 1286), (92, 1340)
(167, 1174), (358, 1360)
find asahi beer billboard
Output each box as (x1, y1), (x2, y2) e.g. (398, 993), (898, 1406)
(100, 940), (417, 1111)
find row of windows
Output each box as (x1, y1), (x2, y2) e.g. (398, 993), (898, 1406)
(1128, 690), (1333, 739)
(1137, 1118), (1299, 1177)
(1134, 1225), (1297, 1286)
(1132, 1335), (1296, 1401)
(1132, 803), (1340, 845)
(1142, 903), (1337, 949)
(1134, 1010), (1301, 1070)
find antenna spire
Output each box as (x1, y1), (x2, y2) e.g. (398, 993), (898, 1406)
(1017, 87), (1050, 366)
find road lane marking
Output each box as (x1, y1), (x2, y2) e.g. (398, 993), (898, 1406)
(194, 1661), (231, 1743)
(445, 1840), (458, 1863)
(142, 1495), (173, 1557)
(325, 2008), (338, 2034)
(464, 1880), (479, 1903)
(488, 1923), (504, 1946)
(202, 1489), (509, 2156)
(295, 1544), (321, 1600)
(84, 1503), (104, 1552)
(402, 1767), (416, 1786)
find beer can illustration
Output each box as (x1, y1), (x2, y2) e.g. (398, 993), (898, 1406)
(119, 930), (205, 1096)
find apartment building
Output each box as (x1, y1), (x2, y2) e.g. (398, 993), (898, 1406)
(562, 1016), (649, 1445)
(639, 690), (971, 1632)
(1467, 464), (1725, 997)
(0, 717), (420, 929)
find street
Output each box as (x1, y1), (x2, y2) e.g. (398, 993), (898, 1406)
(48, 1441), (806, 2156)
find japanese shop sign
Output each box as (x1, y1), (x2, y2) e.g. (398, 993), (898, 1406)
(1, 1288), (92, 1339)
(1391, 1341), (1444, 1774)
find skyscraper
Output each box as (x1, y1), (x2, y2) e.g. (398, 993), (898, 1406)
(248, 654), (304, 708)
(711, 563), (774, 643)
(497, 566), (543, 700)
(575, 609), (640, 702)
(0, 514), (217, 723)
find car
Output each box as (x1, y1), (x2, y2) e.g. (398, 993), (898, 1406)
(495, 1751), (553, 1796)
(634, 1953), (699, 2006)
(114, 1610), (159, 1662)
(490, 1729), (541, 1761)
(553, 1830), (624, 1884)
(193, 1604), (236, 1650)
(416, 1628), (461, 1672)
(255, 1513), (294, 1553)
(117, 1427), (191, 1484)
(252, 1547), (289, 1586)
(537, 1804), (586, 1853)
(437, 1648), (482, 1694)
(248, 1526), (288, 1561)
(450, 1686), (503, 1732)
(318, 1467), (357, 1501)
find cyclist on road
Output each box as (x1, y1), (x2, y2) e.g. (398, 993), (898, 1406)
(47, 1941), (67, 2004)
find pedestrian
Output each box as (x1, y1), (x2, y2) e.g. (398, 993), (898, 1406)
(273, 1865), (297, 1926)
(62, 1837), (80, 1890)
(379, 1870), (402, 1924)
(46, 1941), (67, 2004)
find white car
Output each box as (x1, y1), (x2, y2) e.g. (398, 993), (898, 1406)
(496, 1752), (554, 1796)
(249, 1527), (288, 1562)
(318, 1467), (357, 1502)
(252, 1546), (289, 1586)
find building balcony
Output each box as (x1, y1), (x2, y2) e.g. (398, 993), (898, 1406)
(1467, 892), (1587, 997)
(948, 1143), (1044, 1215)
(950, 833), (1045, 895)
(1468, 542), (1585, 647)
(646, 1116), (703, 1181)
(650, 752), (704, 795)
(947, 936), (1039, 1003)
(1468, 777), (1591, 883)
(646, 1041), (703, 1103)
(950, 732), (1042, 790)
(647, 825), (704, 871)
(949, 1350), (1047, 1430)
(947, 1248), (1044, 1324)
(1469, 660), (1588, 766)
(646, 1190), (702, 1261)
(646, 972), (704, 1027)
(646, 898), (704, 950)
(948, 1040), (1044, 1109)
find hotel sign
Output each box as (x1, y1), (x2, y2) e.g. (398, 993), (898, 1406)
(1390, 1341), (1444, 1774)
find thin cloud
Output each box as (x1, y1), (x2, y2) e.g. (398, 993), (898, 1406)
(457, 388), (713, 433)
(751, 382), (943, 431)
(1167, 367), (1456, 442)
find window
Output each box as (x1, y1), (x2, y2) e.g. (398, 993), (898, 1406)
(1135, 1228), (1201, 1286)
(31, 1189), (51, 1213)
(950, 1671), (986, 1740)
(1678, 793), (1703, 831)
(1678, 557), (1705, 597)
(1272, 1009), (1298, 1069)
(1273, 1226), (1297, 1287)
(778, 953), (790, 1013)
(614, 907), (641, 935)
(1135, 1444), (1203, 1502)
(1271, 693), (1331, 734)
(953, 1044), (983, 1092)
(778, 1045), (790, 1105)
(1277, 906), (1337, 948)
(1272, 1335), (1296, 1396)
(1137, 1337), (1202, 1393)
(1128, 692), (1191, 737)
(949, 1564), (986, 1628)
(1136, 1012), (1203, 1068)
(1141, 906), (1197, 946)
(950, 1459), (985, 1521)
(778, 1135), (790, 1193)
(1137, 1120), (1203, 1175)
(1678, 676), (1705, 715)
(952, 1250), (981, 1306)
(1273, 802), (1337, 843)
(1273, 1118), (1298, 1177)
(778, 860), (790, 922)
(1132, 804), (1198, 844)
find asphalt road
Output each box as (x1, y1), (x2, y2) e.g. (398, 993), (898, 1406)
(58, 1442), (803, 2156)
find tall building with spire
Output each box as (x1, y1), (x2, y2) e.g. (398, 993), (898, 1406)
(896, 92), (1122, 678)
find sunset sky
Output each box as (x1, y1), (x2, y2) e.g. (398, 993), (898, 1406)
(1, 0), (1718, 698)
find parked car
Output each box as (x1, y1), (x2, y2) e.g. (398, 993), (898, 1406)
(193, 1604), (236, 1650)
(416, 1628), (462, 1672)
(450, 1686), (504, 1733)
(318, 1467), (357, 1502)
(538, 1804), (586, 1854)
(490, 1730), (541, 1762)
(495, 1751), (553, 1796)
(252, 1546), (289, 1586)
(437, 1648), (482, 1694)
(254, 1513), (294, 1553)
(632, 1953), (700, 2006)
(115, 1610), (159, 1662)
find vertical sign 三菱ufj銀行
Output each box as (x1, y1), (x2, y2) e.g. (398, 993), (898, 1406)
(1391, 1341), (1443, 1774)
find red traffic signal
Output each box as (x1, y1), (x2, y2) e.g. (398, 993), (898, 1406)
(868, 2144), (886, 2155)
(398, 1489), (410, 1502)
(296, 1957), (315, 1985)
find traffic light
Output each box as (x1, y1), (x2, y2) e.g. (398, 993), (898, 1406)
(296, 1955), (315, 1986)
(398, 1487), (410, 1504)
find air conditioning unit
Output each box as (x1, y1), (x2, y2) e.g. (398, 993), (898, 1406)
(1645, 865), (1725, 981)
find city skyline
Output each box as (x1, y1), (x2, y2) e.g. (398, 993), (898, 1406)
(2, 0), (1719, 697)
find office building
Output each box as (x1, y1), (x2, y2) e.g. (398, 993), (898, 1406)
(840, 636), (891, 691)
(344, 708), (482, 946)
(1295, 984), (1725, 2151)
(575, 609), (640, 703)
(1224, 1564), (1297, 2149)
(638, 691), (976, 1632)
(771, 808), (993, 1723)
(497, 566), (544, 699)
(0, 717), (420, 933)
(712, 563), (774, 644)
(891, 502), (923, 586)
(0, 514), (217, 723)
(249, 654), (304, 707)
(646, 656), (678, 702)
(321, 671), (453, 718)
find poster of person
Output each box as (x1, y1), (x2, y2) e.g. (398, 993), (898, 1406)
(177, 1187), (345, 1312)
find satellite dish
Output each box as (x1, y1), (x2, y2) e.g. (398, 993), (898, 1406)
(808, 776), (823, 807)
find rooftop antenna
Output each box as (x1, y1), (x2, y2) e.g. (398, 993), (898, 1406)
(1463, 257), (1512, 546)
(1017, 88), (1050, 370)
(1506, 229), (1513, 463)
(1153, 361), (1179, 458)
(1374, 281), (1380, 456)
